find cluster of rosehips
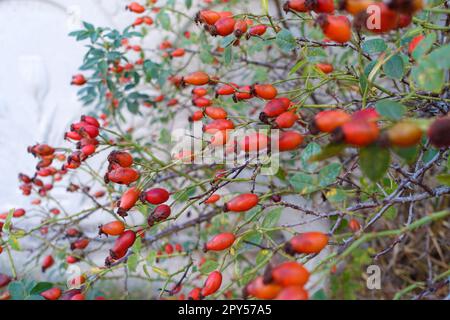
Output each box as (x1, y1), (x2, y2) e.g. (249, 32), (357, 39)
(179, 71), (305, 154)
(311, 108), (450, 149)
(283, 0), (424, 43)
(63, 115), (101, 169)
(104, 151), (140, 186)
(195, 9), (268, 44)
(243, 232), (328, 300)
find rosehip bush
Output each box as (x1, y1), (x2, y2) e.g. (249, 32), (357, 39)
(1, 0), (449, 301)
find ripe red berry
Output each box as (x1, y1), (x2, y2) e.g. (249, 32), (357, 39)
(205, 107), (228, 120)
(107, 167), (140, 185)
(189, 110), (204, 122)
(285, 232), (329, 255)
(225, 193), (259, 212)
(201, 271), (222, 297)
(203, 119), (235, 134)
(254, 84), (278, 100)
(235, 85), (253, 100)
(71, 74), (86, 86)
(211, 17), (236, 37)
(126, 2), (146, 14)
(71, 238), (90, 250)
(165, 243), (174, 255)
(216, 83), (237, 96)
(110, 230), (136, 259)
(240, 132), (269, 152)
(365, 3), (399, 34)
(99, 221), (125, 236)
(278, 131), (304, 152)
(341, 120), (380, 146)
(42, 255), (54, 272)
(275, 111), (299, 128)
(183, 71), (210, 86)
(348, 219), (361, 232)
(197, 10), (221, 25)
(271, 261), (310, 287)
(263, 98), (291, 117)
(142, 188), (170, 205)
(66, 256), (79, 264)
(71, 293), (86, 300)
(309, 0), (335, 13)
(152, 204), (171, 221)
(188, 287), (202, 300)
(205, 233), (236, 251)
(248, 25), (268, 36)
(316, 62), (334, 74)
(275, 286), (309, 300)
(245, 276), (282, 299)
(41, 287), (62, 300)
(234, 20), (248, 38)
(0, 274), (11, 288)
(108, 151), (133, 167)
(205, 194), (221, 204)
(317, 15), (352, 43)
(284, 0), (308, 12)
(117, 187), (140, 216)
(313, 110), (351, 133)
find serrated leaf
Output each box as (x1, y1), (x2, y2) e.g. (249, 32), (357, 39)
(359, 146), (390, 182)
(276, 29), (296, 53)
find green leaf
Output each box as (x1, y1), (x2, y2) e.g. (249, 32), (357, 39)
(428, 43), (450, 69)
(127, 253), (139, 272)
(393, 145), (419, 164)
(159, 128), (171, 145)
(412, 57), (444, 93)
(8, 282), (27, 300)
(223, 46), (233, 65)
(383, 54), (404, 79)
(262, 208), (283, 228)
(310, 143), (345, 162)
(359, 146), (390, 182)
(289, 59), (307, 75)
(312, 289), (327, 300)
(157, 11), (171, 30)
(290, 173), (318, 194)
(276, 29), (296, 53)
(375, 100), (406, 120)
(30, 282), (53, 295)
(412, 33), (436, 60)
(362, 39), (387, 54)
(185, 0), (192, 9)
(3, 208), (14, 232)
(318, 163), (342, 187)
(199, 260), (219, 275)
(300, 142), (321, 172)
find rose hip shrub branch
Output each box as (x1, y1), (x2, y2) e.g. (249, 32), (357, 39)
(1, 0), (449, 300)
